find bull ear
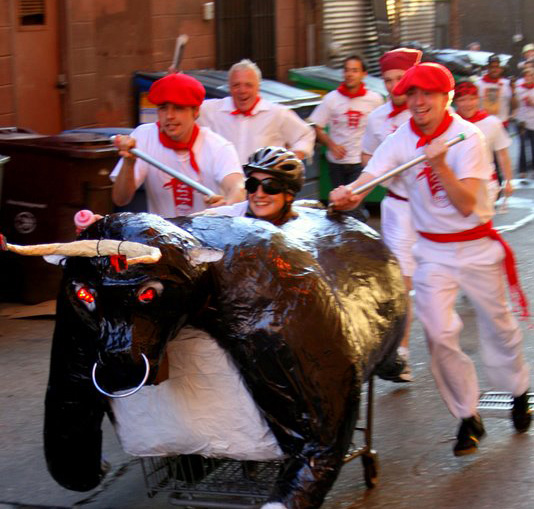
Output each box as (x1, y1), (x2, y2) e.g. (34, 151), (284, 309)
(43, 255), (67, 266)
(187, 246), (224, 267)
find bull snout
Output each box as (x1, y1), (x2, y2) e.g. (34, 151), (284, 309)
(92, 319), (153, 397)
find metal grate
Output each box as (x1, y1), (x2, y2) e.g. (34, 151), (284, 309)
(215, 0), (276, 79)
(323, 0), (382, 74)
(477, 391), (534, 410)
(19, 0), (45, 26)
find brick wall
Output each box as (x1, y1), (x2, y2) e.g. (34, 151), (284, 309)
(0, 0), (15, 126)
(63, 0), (216, 128)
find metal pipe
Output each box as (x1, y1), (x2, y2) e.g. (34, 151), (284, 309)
(351, 133), (466, 195)
(110, 136), (216, 197)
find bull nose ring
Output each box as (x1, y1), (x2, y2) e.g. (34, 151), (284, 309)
(92, 353), (150, 398)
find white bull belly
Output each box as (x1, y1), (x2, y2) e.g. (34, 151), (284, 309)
(110, 326), (284, 460)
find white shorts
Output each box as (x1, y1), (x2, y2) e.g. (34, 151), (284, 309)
(380, 196), (417, 277)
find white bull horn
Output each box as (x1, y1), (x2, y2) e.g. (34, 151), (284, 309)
(0, 237), (161, 265)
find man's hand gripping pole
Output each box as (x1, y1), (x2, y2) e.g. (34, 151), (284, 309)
(110, 135), (216, 197)
(350, 133), (466, 195)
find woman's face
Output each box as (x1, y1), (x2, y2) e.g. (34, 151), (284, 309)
(246, 171), (293, 222)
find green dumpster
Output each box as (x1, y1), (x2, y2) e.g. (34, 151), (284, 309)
(289, 66), (388, 204)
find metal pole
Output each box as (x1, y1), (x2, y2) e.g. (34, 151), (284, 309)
(351, 133), (466, 195)
(110, 137), (216, 197)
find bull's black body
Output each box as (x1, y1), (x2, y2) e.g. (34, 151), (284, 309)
(44, 207), (406, 508)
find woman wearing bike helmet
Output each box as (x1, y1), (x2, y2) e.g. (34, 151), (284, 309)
(199, 146), (305, 225)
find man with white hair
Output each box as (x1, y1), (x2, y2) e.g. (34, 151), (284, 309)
(198, 59), (315, 165)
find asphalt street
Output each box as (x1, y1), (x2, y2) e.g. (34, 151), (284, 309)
(1, 180), (534, 509)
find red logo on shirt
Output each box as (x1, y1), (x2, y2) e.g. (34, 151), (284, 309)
(164, 178), (193, 209)
(344, 109), (363, 128)
(416, 162), (449, 207)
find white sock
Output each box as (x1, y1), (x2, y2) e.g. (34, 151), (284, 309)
(398, 346), (409, 359)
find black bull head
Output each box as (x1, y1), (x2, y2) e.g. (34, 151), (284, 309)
(44, 209), (407, 508)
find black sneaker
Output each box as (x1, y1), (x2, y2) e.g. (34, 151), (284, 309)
(375, 353), (411, 383)
(511, 391), (532, 433)
(453, 415), (486, 457)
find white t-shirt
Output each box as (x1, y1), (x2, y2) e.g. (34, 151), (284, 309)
(361, 101), (412, 196)
(515, 84), (534, 130)
(201, 200), (249, 218)
(364, 114), (494, 234)
(475, 77), (513, 123)
(198, 97), (315, 165)
(309, 88), (384, 164)
(110, 123), (243, 217)
(471, 114), (511, 174)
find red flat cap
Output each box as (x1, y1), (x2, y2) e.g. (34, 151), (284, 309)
(148, 73), (206, 107)
(454, 81), (479, 98)
(379, 48), (423, 73)
(393, 63), (455, 96)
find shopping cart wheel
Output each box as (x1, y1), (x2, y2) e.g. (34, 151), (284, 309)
(361, 450), (379, 488)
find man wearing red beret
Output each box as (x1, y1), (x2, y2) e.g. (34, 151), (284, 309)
(111, 73), (245, 217)
(198, 59), (315, 165)
(453, 81), (513, 201)
(360, 47), (422, 382)
(330, 63), (531, 456)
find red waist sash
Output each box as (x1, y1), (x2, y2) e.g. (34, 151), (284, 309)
(418, 221), (529, 317)
(386, 190), (408, 202)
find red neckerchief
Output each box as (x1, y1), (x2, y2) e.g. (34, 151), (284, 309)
(521, 82), (534, 89)
(410, 111), (454, 148)
(418, 221), (529, 318)
(460, 109), (489, 123)
(482, 74), (501, 84)
(337, 83), (367, 98)
(231, 96), (261, 116)
(388, 101), (408, 118)
(157, 122), (200, 173)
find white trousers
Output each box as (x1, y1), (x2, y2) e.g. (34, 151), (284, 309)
(412, 236), (529, 419)
(380, 196), (417, 277)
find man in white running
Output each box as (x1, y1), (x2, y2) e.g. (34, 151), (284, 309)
(360, 47), (423, 382)
(330, 62), (531, 457)
(453, 81), (513, 202)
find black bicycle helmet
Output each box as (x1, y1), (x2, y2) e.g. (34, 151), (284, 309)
(244, 146), (305, 195)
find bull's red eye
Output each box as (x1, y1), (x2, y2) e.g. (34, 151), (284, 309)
(138, 288), (156, 303)
(76, 287), (95, 304)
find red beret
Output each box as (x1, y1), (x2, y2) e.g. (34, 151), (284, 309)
(393, 63), (455, 96)
(148, 73), (206, 107)
(379, 48), (422, 73)
(454, 81), (479, 98)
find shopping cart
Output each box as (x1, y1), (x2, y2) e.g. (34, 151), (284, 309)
(141, 377), (379, 508)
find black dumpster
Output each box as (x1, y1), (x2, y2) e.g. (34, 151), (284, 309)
(0, 131), (119, 303)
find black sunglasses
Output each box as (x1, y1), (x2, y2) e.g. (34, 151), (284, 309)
(245, 176), (286, 195)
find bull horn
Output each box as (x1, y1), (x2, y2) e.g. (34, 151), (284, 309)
(0, 235), (161, 265)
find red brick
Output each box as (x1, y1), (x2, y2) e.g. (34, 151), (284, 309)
(70, 73), (97, 102)
(0, 55), (12, 85)
(0, 26), (11, 56)
(152, 15), (180, 39)
(70, 98), (100, 127)
(70, 22), (95, 49)
(0, 112), (15, 125)
(69, 47), (97, 74)
(0, 83), (14, 114)
(185, 34), (215, 59)
(70, 0), (96, 23)
(0, 0), (10, 27)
